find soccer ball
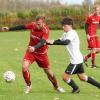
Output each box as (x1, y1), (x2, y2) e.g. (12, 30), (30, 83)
(3, 71), (15, 82)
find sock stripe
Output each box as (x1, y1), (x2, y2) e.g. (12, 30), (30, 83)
(66, 78), (71, 83)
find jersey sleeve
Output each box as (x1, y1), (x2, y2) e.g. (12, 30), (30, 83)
(42, 26), (49, 40)
(24, 22), (34, 29)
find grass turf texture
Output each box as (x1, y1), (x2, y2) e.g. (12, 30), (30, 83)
(0, 30), (100, 100)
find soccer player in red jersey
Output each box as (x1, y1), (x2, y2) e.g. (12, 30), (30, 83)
(84, 5), (100, 68)
(2, 15), (65, 94)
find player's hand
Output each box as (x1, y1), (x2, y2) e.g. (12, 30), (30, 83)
(2, 27), (9, 32)
(28, 46), (35, 52)
(87, 34), (90, 40)
(46, 39), (54, 44)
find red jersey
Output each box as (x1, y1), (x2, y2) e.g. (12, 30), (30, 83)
(25, 22), (49, 54)
(86, 14), (100, 36)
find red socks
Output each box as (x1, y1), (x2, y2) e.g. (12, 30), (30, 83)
(22, 69), (31, 86)
(85, 52), (96, 65)
(91, 53), (96, 65)
(47, 75), (58, 88)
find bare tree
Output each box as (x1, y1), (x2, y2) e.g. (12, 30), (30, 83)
(82, 0), (94, 14)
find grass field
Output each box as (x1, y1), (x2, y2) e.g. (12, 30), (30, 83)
(0, 30), (100, 100)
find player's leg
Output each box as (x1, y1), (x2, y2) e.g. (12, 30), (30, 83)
(22, 60), (31, 86)
(84, 50), (92, 67)
(91, 49), (96, 68)
(84, 50), (92, 61)
(91, 37), (100, 68)
(22, 50), (35, 94)
(36, 53), (58, 88)
(36, 53), (65, 93)
(76, 63), (100, 88)
(84, 38), (93, 67)
(43, 68), (65, 93)
(84, 37), (97, 68)
(90, 37), (99, 68)
(44, 68), (58, 88)
(63, 63), (80, 93)
(92, 49), (100, 68)
(22, 60), (32, 94)
(77, 73), (100, 89)
(63, 73), (80, 93)
(84, 49), (99, 68)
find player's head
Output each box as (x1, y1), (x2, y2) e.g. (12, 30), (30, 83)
(35, 15), (45, 30)
(93, 5), (100, 15)
(61, 17), (73, 32)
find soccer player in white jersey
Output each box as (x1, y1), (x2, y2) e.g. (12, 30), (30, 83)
(47, 17), (100, 93)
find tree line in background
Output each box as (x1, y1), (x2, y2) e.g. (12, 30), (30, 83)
(0, 0), (100, 29)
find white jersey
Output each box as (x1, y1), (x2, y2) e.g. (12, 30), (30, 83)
(60, 29), (83, 64)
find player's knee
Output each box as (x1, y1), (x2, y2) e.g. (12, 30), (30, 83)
(92, 49), (96, 53)
(44, 69), (54, 77)
(22, 63), (29, 71)
(22, 66), (28, 72)
(97, 49), (100, 53)
(63, 76), (66, 82)
(63, 75), (68, 82)
(79, 77), (85, 81)
(79, 76), (88, 82)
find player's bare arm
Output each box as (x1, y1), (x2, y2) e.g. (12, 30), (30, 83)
(2, 27), (9, 32)
(46, 39), (54, 44)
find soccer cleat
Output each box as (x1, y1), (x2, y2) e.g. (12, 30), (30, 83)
(91, 65), (100, 68)
(83, 58), (88, 67)
(72, 88), (80, 93)
(25, 84), (32, 94)
(56, 87), (65, 93)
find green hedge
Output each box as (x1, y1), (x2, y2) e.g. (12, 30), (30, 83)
(0, 6), (89, 29)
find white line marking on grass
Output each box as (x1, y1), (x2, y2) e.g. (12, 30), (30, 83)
(54, 97), (60, 100)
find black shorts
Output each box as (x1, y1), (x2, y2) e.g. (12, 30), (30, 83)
(65, 63), (84, 75)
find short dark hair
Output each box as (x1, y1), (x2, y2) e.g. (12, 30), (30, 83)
(36, 15), (45, 21)
(61, 17), (73, 26)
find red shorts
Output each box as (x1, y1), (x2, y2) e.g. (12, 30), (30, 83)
(23, 50), (50, 69)
(88, 37), (100, 50)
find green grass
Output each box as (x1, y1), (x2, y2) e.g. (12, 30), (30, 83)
(0, 30), (100, 100)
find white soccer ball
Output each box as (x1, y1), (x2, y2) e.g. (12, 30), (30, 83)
(3, 71), (15, 82)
